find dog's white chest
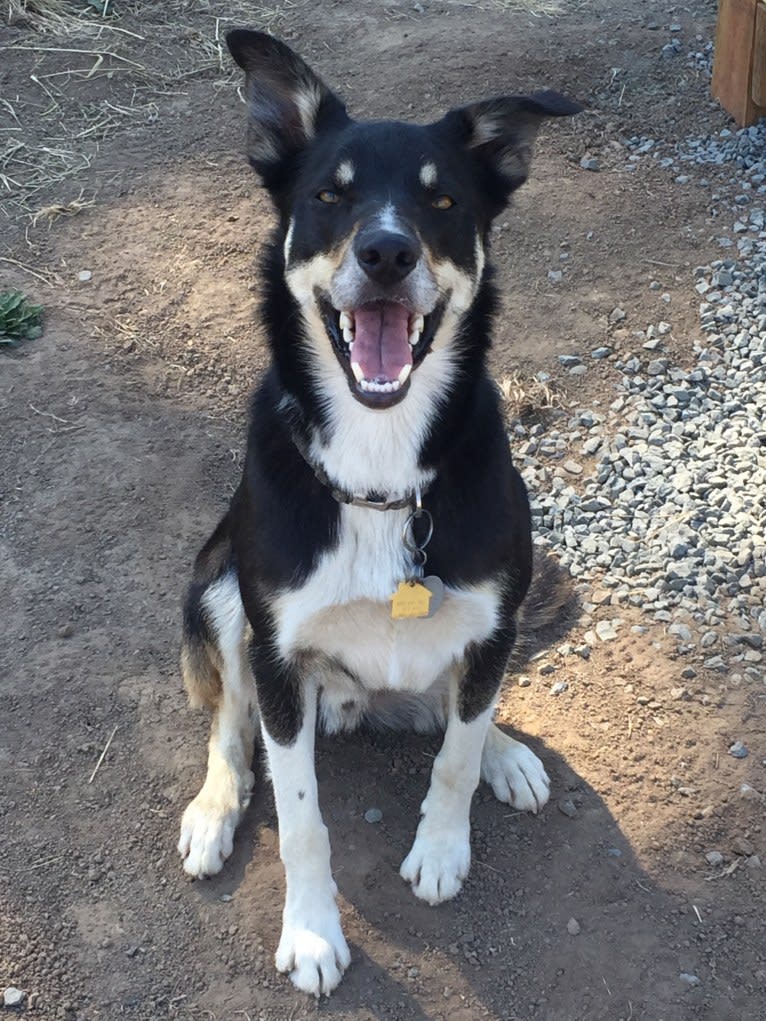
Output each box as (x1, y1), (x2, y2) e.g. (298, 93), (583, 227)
(273, 506), (499, 691)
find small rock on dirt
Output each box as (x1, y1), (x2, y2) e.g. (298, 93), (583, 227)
(679, 973), (700, 986)
(595, 620), (619, 641)
(558, 797), (577, 818)
(566, 917), (581, 935)
(728, 741), (748, 759)
(364, 808), (383, 824)
(3, 988), (25, 1007)
(705, 851), (724, 867)
(733, 837), (755, 857)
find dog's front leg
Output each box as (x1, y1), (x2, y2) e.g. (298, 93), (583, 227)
(400, 626), (512, 906)
(257, 667), (350, 996)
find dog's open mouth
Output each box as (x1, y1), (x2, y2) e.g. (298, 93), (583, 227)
(321, 297), (442, 409)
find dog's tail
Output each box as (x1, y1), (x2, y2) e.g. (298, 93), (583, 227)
(508, 549), (575, 671)
(180, 515), (235, 710)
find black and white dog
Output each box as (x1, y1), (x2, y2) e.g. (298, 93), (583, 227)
(177, 29), (580, 996)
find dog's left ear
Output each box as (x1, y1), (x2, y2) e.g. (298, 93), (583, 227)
(444, 91), (582, 194)
(227, 29), (349, 185)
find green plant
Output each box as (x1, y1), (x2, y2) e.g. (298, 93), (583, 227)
(0, 291), (44, 346)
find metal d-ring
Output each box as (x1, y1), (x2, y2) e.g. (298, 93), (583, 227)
(402, 507), (434, 554)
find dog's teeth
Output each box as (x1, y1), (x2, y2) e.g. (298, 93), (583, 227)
(351, 361), (364, 382)
(360, 379), (387, 393)
(357, 376), (403, 394)
(411, 314), (424, 334)
(397, 364), (412, 385)
(343, 327), (354, 345)
(339, 311), (353, 331)
(408, 329), (421, 348)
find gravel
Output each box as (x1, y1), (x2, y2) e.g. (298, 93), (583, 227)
(517, 116), (766, 663)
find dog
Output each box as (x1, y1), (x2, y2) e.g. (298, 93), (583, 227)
(177, 29), (580, 997)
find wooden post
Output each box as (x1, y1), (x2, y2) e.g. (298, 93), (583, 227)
(711, 0), (766, 126)
(753, 0), (766, 106)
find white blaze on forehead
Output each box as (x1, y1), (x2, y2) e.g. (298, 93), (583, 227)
(419, 162), (437, 188)
(375, 202), (401, 233)
(335, 160), (355, 186)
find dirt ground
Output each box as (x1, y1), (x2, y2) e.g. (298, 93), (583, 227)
(1, 0), (765, 1019)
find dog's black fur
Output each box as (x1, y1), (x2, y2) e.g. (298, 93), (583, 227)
(178, 30), (580, 996)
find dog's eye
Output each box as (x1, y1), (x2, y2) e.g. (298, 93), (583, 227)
(317, 189), (341, 204)
(432, 195), (455, 210)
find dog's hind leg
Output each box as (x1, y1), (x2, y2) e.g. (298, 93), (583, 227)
(179, 571), (257, 878)
(480, 723), (550, 814)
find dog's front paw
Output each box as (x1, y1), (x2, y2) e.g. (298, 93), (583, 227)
(481, 728), (550, 814)
(400, 821), (470, 905)
(178, 773), (253, 878)
(276, 902), (350, 997)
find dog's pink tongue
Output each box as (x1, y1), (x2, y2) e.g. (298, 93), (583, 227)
(351, 302), (412, 382)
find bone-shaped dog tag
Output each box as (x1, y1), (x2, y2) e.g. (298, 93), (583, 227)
(421, 575), (444, 618)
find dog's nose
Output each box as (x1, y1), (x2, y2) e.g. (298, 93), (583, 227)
(354, 230), (421, 286)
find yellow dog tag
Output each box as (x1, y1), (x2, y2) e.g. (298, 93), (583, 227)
(390, 580), (432, 619)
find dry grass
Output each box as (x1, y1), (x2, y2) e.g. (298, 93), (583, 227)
(32, 192), (95, 225)
(498, 370), (563, 423)
(491, 0), (568, 13)
(455, 0), (585, 14)
(7, 0), (78, 33)
(0, 0), (303, 225)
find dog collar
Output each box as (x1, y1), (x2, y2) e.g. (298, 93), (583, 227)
(291, 431), (428, 512)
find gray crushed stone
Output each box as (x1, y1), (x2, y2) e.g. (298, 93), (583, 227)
(514, 113), (766, 669)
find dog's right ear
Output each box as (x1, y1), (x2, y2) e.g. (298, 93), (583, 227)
(226, 30), (349, 185)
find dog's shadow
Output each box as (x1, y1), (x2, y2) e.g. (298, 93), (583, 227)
(189, 716), (702, 1021)
(311, 727), (643, 1018)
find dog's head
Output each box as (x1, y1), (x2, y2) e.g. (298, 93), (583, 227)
(227, 30), (581, 411)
